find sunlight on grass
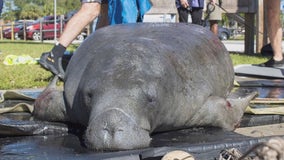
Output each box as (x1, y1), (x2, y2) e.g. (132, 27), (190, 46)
(230, 53), (269, 66)
(0, 40), (78, 90)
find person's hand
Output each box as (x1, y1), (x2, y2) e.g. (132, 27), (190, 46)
(210, 0), (217, 5)
(180, 0), (189, 9)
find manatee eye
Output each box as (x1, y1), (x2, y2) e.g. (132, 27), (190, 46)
(146, 95), (154, 103)
(85, 91), (93, 106)
(145, 94), (158, 108)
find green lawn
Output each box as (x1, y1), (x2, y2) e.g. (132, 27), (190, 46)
(0, 40), (78, 90)
(0, 40), (269, 90)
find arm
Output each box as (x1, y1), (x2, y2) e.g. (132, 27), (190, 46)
(59, 2), (101, 48)
(180, 0), (189, 8)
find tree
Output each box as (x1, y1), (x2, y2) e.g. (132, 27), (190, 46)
(6, 0), (80, 20)
(20, 3), (43, 19)
(2, 0), (17, 21)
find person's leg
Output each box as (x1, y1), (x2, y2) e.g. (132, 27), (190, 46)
(191, 8), (203, 25)
(39, 2), (101, 79)
(0, 0), (3, 16)
(207, 2), (221, 36)
(258, 0), (283, 67)
(210, 20), (218, 35)
(178, 7), (189, 23)
(267, 0), (282, 61)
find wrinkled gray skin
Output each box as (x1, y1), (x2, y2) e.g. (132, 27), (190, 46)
(34, 23), (257, 151)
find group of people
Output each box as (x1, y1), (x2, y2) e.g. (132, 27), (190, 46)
(175, 0), (284, 68)
(39, 0), (284, 79)
(176, 0), (221, 36)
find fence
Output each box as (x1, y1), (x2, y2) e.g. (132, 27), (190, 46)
(0, 16), (89, 42)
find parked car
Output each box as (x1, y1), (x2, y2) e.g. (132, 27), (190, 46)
(25, 15), (88, 41)
(25, 16), (64, 40)
(203, 21), (231, 40)
(217, 26), (231, 40)
(3, 24), (23, 39)
(2, 20), (34, 39)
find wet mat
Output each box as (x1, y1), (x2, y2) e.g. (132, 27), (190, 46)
(0, 119), (283, 160)
(1, 78), (284, 159)
(0, 112), (284, 159)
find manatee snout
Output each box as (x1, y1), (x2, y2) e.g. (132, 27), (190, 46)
(85, 109), (151, 150)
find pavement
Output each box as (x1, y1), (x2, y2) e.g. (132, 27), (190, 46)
(222, 40), (284, 53)
(222, 40), (246, 53)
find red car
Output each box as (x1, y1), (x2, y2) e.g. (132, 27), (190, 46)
(26, 16), (64, 40)
(3, 20), (34, 39)
(3, 24), (23, 39)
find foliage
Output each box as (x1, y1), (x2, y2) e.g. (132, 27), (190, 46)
(1, 0), (17, 21)
(19, 3), (44, 19)
(3, 0), (80, 21)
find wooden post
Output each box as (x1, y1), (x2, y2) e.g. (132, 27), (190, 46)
(256, 0), (266, 53)
(244, 13), (255, 54)
(0, 26), (2, 40)
(11, 22), (14, 41)
(263, 0), (268, 45)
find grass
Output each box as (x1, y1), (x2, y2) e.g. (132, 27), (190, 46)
(230, 52), (268, 66)
(0, 40), (78, 90)
(0, 40), (269, 90)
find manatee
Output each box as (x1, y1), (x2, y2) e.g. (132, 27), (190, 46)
(33, 23), (257, 151)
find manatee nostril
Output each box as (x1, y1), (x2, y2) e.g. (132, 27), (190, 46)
(117, 128), (124, 132)
(147, 96), (153, 102)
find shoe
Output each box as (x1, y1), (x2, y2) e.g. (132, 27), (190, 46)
(255, 57), (284, 68)
(39, 52), (65, 79)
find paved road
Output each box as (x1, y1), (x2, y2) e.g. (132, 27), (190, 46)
(222, 40), (246, 52)
(222, 40), (284, 53)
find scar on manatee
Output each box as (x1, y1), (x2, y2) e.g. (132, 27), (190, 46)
(226, 101), (232, 108)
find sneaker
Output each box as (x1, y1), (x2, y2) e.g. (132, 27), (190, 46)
(39, 52), (65, 79)
(255, 57), (284, 68)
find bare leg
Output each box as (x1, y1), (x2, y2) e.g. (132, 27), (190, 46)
(210, 20), (218, 35)
(266, 0), (283, 61)
(257, 0), (283, 67)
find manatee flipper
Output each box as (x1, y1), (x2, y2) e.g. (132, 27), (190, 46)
(191, 91), (257, 131)
(33, 76), (67, 122)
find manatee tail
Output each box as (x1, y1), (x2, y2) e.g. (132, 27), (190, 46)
(47, 75), (59, 90)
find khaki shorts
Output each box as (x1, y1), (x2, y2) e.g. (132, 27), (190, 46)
(205, 0), (222, 21)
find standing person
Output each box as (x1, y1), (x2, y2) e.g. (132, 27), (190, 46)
(39, 0), (151, 80)
(0, 0), (3, 16)
(39, 1), (104, 79)
(175, 0), (204, 25)
(205, 0), (222, 35)
(0, 0), (4, 54)
(257, 0), (284, 67)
